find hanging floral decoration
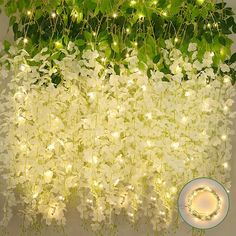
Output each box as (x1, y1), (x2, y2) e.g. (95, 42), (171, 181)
(0, 39), (235, 234)
(0, 0), (236, 235)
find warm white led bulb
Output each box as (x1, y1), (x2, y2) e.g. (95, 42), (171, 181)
(151, 196), (157, 201)
(32, 192), (39, 199)
(92, 155), (98, 164)
(159, 211), (166, 215)
(223, 106), (229, 112)
(127, 185), (134, 190)
(207, 23), (211, 28)
(141, 85), (147, 91)
(175, 65), (182, 73)
(20, 64), (26, 71)
(171, 186), (177, 193)
(171, 142), (180, 149)
(146, 140), (152, 147)
(162, 11), (167, 17)
(181, 116), (188, 124)
(174, 37), (179, 43)
(145, 112), (152, 120)
(66, 164), (72, 173)
(185, 91), (191, 97)
(44, 170), (54, 183)
(51, 12), (57, 18)
(114, 179), (120, 186)
(88, 92), (95, 100)
(23, 38), (28, 44)
(128, 212), (134, 217)
(221, 134), (227, 141)
(112, 132), (120, 138)
(86, 199), (93, 203)
(59, 196), (65, 201)
(47, 143), (55, 151)
(222, 162), (228, 169)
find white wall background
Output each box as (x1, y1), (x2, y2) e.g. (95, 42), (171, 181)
(0, 1), (235, 235)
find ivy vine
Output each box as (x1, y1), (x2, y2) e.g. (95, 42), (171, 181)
(0, 0), (236, 83)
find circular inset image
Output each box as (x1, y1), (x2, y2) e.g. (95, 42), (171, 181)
(178, 177), (229, 229)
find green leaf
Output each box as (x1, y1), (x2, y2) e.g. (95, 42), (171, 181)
(218, 36), (226, 46)
(145, 35), (156, 58)
(232, 70), (236, 85)
(205, 33), (212, 43)
(185, 24), (194, 40)
(50, 51), (62, 60)
(76, 39), (85, 46)
(230, 53), (236, 64)
(5, 1), (17, 15)
(153, 54), (160, 63)
(9, 16), (16, 26)
(158, 0), (167, 8)
(221, 21), (232, 34)
(169, 0), (182, 15)
(35, 10), (42, 20)
(215, 2), (226, 9)
(100, 0), (114, 14)
(84, 31), (92, 41)
(51, 72), (62, 86)
(63, 35), (69, 45)
(3, 40), (11, 51)
(201, 7), (209, 19)
(224, 7), (234, 16)
(126, 7), (135, 14)
(63, 14), (68, 25)
(105, 47), (111, 58)
(114, 64), (120, 75)
(111, 35), (120, 53)
(138, 46), (148, 64)
(191, 7), (200, 22)
(147, 68), (152, 78)
(226, 16), (235, 27)
(77, 12), (83, 23)
(233, 24), (236, 33)
(27, 60), (42, 66)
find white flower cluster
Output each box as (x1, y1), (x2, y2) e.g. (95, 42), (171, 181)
(0, 41), (235, 234)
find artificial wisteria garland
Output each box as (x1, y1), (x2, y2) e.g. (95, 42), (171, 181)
(0, 40), (235, 234)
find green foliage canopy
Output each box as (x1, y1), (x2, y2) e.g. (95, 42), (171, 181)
(0, 0), (236, 83)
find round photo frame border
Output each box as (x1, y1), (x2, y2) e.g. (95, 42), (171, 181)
(177, 177), (230, 230)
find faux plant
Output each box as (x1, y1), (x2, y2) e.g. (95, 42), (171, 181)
(0, 0), (236, 83)
(0, 0), (235, 236)
(0, 42), (234, 235)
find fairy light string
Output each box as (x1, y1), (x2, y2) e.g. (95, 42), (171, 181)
(187, 186), (222, 221)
